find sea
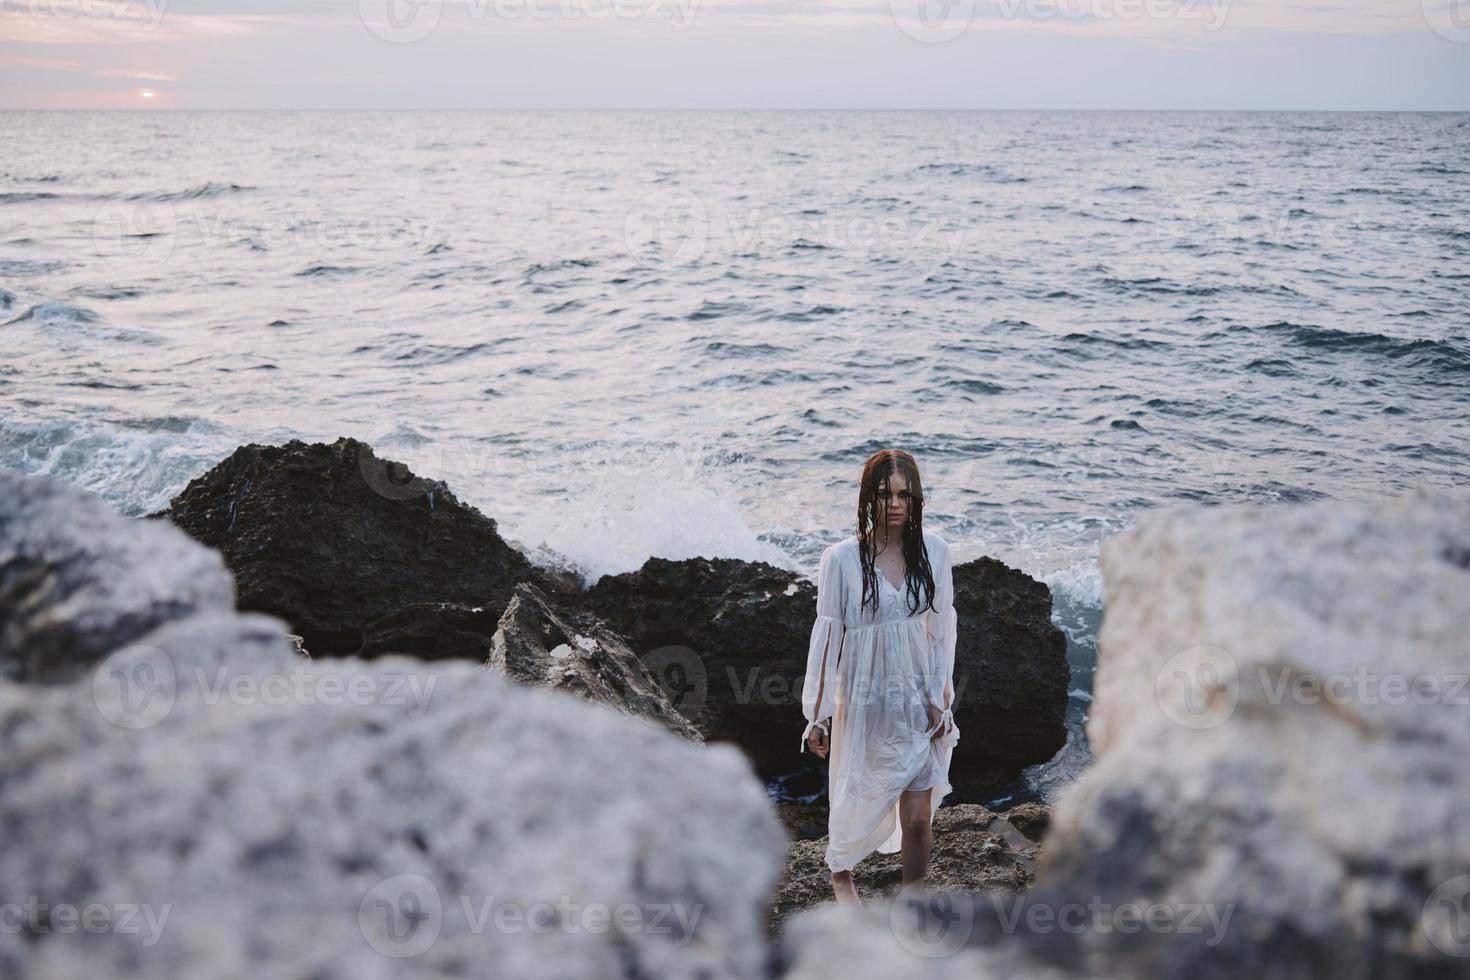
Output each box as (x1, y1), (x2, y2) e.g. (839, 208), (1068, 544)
(3, 110), (1467, 804)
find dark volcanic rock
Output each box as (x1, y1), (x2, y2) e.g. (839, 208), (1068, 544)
(776, 803), (829, 843)
(0, 472), (235, 683)
(488, 581), (702, 742)
(948, 556), (1070, 797)
(354, 600), (502, 662)
(580, 555), (814, 777)
(769, 803), (1038, 936)
(581, 551), (1069, 803)
(149, 437), (571, 658)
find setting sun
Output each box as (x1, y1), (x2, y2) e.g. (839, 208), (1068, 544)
(139, 89), (156, 100)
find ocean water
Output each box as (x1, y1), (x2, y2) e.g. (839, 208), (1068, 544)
(3, 110), (1467, 800)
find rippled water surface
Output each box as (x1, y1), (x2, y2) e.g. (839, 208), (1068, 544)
(3, 110), (1467, 797)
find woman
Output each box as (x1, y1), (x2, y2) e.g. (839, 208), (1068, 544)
(798, 448), (960, 907)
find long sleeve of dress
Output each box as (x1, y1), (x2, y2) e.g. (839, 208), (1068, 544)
(799, 544), (845, 753)
(924, 540), (959, 742)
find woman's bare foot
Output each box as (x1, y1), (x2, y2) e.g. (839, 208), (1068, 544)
(831, 869), (862, 908)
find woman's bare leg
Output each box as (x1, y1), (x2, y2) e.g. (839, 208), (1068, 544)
(831, 869), (861, 907)
(899, 788), (933, 887)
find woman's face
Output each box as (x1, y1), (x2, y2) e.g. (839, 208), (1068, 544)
(875, 470), (911, 528)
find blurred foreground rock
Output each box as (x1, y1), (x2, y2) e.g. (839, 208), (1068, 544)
(0, 471), (784, 979)
(1, 474), (234, 683)
(1026, 486), (1470, 977)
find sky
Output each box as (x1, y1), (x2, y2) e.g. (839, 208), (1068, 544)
(0, 0), (1467, 109)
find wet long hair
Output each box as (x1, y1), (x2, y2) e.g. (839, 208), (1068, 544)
(855, 449), (937, 617)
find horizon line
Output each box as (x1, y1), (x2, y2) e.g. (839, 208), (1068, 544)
(3, 106), (1469, 113)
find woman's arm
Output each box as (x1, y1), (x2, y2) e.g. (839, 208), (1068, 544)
(925, 538), (959, 741)
(800, 544), (845, 753)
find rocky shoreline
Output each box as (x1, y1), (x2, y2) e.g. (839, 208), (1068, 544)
(3, 439), (1465, 977)
(146, 437), (1072, 804)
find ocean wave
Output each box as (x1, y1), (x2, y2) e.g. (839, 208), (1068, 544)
(0, 416), (226, 518)
(524, 258), (596, 276)
(913, 162), (1027, 182)
(702, 340), (794, 357)
(4, 300), (103, 326)
(1260, 322), (1470, 373)
(2, 299), (166, 348)
(773, 304), (844, 322)
(295, 264), (361, 277)
(1058, 331), (1171, 352)
(125, 182), (252, 203)
(0, 192), (61, 205)
(0, 256), (68, 276)
(689, 300), (747, 321)
(385, 339), (512, 366)
(942, 378), (1007, 395)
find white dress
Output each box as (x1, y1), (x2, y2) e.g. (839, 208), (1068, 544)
(798, 528), (961, 874)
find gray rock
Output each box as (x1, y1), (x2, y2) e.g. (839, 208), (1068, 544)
(777, 899), (1086, 980)
(0, 472), (786, 979)
(0, 472), (235, 683)
(1028, 487), (1470, 978)
(1002, 802), (1052, 844)
(487, 582), (703, 743)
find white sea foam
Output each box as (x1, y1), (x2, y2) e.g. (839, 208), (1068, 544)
(0, 417), (226, 519)
(500, 445), (794, 586)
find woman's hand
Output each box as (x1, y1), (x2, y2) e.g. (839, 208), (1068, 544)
(926, 704), (950, 741)
(806, 723), (829, 759)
